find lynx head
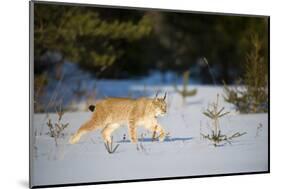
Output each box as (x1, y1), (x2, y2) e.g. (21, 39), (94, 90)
(152, 92), (167, 117)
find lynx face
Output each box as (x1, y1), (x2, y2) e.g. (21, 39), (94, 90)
(152, 98), (167, 117)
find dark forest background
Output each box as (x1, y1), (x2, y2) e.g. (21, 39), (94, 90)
(34, 3), (268, 84)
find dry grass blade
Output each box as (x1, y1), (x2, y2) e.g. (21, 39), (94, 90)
(46, 105), (69, 147)
(104, 136), (120, 154)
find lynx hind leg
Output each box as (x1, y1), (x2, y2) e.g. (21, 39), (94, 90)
(69, 129), (88, 144)
(128, 121), (138, 144)
(101, 123), (120, 144)
(69, 120), (95, 144)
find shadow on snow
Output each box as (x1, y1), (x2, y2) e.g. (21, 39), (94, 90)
(117, 137), (193, 143)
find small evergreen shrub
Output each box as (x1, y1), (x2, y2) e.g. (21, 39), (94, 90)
(174, 71), (197, 104)
(201, 94), (246, 147)
(224, 35), (268, 113)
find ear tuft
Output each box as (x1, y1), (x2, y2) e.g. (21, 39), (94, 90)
(155, 91), (159, 99)
(163, 92), (167, 100)
(88, 105), (95, 112)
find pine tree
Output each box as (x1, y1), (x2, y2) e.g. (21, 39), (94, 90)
(224, 35), (268, 113)
(34, 4), (153, 73)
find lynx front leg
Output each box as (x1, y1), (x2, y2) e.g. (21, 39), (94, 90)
(151, 124), (166, 142)
(128, 121), (138, 143)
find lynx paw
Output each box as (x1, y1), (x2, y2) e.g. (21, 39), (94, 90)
(158, 133), (166, 142)
(130, 137), (138, 144)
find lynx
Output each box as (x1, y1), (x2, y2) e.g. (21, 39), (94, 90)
(69, 93), (167, 144)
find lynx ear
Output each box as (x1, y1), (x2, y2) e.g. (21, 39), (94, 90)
(163, 92), (167, 100)
(154, 91), (159, 99)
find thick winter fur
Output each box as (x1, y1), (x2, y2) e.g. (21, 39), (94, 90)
(69, 95), (167, 144)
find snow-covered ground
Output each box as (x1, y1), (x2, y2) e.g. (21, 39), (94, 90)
(31, 85), (268, 187)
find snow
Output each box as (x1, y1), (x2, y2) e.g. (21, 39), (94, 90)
(31, 84), (268, 187)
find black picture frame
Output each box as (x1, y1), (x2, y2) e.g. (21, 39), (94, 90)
(29, 1), (270, 188)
